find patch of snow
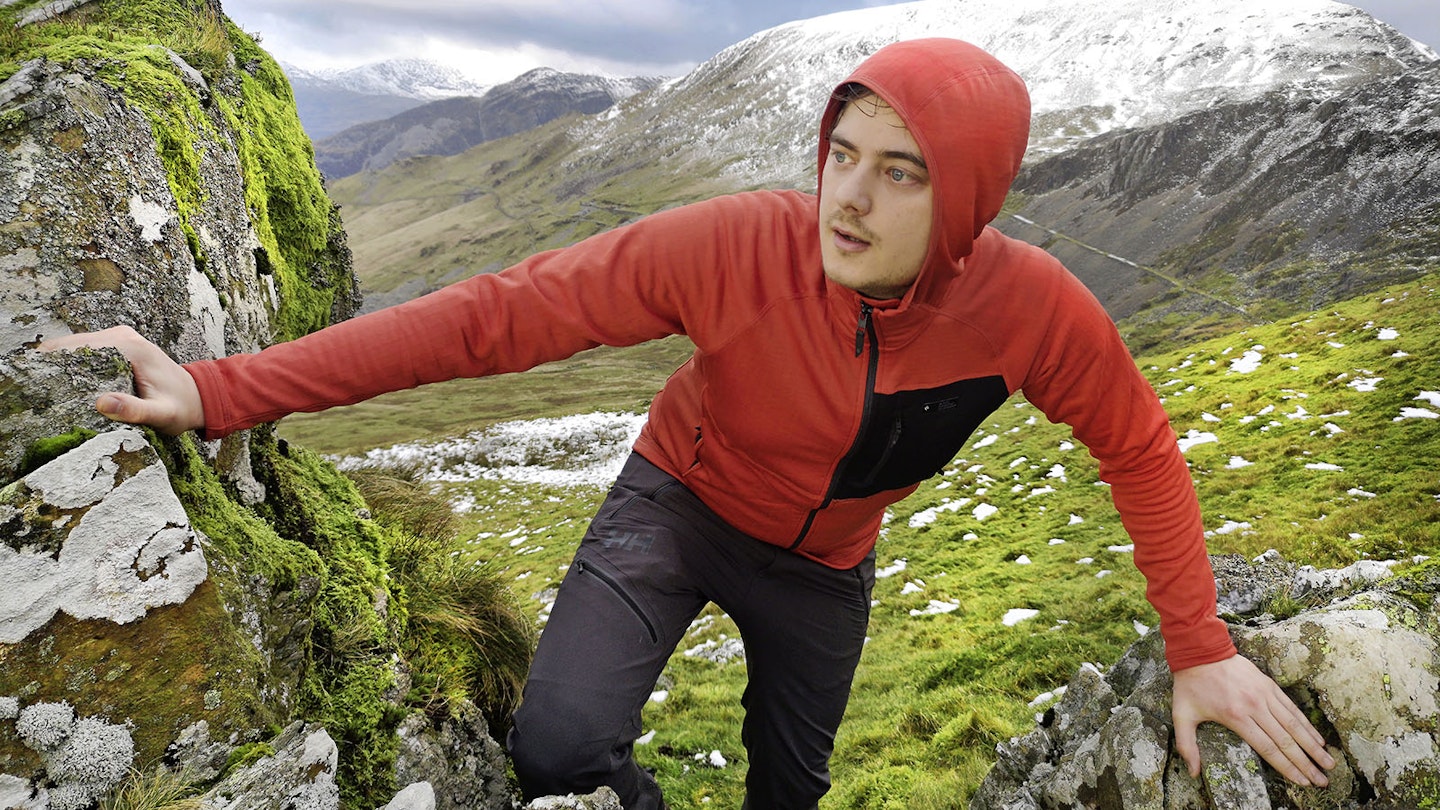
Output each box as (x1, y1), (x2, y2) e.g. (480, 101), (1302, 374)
(1177, 430), (1219, 453)
(908, 498), (971, 528)
(338, 411), (646, 488)
(1002, 608), (1039, 626)
(910, 599), (961, 616)
(1229, 349), (1263, 373)
(1208, 520), (1253, 536)
(876, 558), (908, 578)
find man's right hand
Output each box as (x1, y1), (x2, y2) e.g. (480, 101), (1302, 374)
(38, 325), (205, 436)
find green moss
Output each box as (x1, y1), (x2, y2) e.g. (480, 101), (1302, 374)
(160, 432), (322, 590)
(219, 23), (355, 341)
(18, 427), (97, 477)
(1, 0), (354, 343)
(245, 440), (405, 805)
(223, 741), (276, 775)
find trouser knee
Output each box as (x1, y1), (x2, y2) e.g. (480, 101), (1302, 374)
(506, 711), (614, 796)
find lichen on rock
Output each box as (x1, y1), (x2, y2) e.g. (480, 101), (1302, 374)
(0, 428), (208, 643)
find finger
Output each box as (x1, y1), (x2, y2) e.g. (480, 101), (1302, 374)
(1246, 707), (1329, 788)
(96, 392), (167, 428)
(1267, 693), (1334, 782)
(1173, 716), (1202, 778)
(1278, 699), (1336, 769)
(37, 325), (142, 353)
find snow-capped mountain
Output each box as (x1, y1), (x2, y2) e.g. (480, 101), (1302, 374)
(284, 58), (491, 101)
(570, 0), (1435, 186)
(283, 58), (495, 139)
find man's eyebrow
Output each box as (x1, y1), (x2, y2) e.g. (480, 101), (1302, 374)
(829, 133), (928, 171)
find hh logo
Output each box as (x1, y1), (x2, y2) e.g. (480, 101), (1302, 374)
(601, 531), (656, 554)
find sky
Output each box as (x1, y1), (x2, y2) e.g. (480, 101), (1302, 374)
(220, 0), (1440, 83)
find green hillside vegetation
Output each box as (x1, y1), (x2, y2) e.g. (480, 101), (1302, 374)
(324, 271), (1439, 808)
(326, 116), (757, 303)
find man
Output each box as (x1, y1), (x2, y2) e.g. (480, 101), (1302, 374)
(44, 38), (1333, 809)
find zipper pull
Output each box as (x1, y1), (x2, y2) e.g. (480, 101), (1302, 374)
(855, 302), (872, 357)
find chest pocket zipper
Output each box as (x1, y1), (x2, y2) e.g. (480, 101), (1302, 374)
(575, 558), (659, 644)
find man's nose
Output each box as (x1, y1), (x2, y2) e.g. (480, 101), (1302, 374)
(835, 170), (872, 215)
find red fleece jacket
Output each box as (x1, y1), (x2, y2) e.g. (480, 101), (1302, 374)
(185, 39), (1235, 671)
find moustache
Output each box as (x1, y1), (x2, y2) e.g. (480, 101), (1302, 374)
(827, 215), (877, 245)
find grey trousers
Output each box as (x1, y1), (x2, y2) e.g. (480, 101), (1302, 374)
(507, 454), (876, 810)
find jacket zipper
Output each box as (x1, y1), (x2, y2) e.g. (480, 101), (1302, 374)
(576, 559), (658, 643)
(791, 301), (879, 550)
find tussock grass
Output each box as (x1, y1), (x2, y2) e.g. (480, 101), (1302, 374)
(347, 464), (536, 727)
(100, 767), (200, 810)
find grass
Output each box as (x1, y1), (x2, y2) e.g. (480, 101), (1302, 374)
(340, 270), (1440, 808)
(100, 767), (201, 810)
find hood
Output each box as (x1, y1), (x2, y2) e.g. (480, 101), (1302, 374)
(817, 38), (1031, 293)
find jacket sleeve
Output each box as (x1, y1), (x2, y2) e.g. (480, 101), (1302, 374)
(1018, 267), (1236, 672)
(184, 194), (764, 440)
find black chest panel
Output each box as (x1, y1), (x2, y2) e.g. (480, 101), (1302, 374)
(833, 375), (1010, 500)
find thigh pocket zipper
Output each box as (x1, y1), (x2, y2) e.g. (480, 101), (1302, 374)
(576, 559), (659, 644)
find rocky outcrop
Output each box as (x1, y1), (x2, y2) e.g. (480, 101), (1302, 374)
(972, 553), (1440, 809)
(0, 3), (531, 808)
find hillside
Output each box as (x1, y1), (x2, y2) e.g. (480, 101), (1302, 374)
(325, 0), (1438, 329)
(333, 271), (1440, 807)
(313, 68), (663, 183)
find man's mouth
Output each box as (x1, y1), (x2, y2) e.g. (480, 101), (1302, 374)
(830, 219), (874, 250)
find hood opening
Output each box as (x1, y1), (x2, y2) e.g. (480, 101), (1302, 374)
(816, 39), (1032, 301)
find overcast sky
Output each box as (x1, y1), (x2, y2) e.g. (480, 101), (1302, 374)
(220, 0), (1440, 82)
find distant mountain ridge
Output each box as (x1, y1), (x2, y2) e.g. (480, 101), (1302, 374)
(313, 68), (663, 180)
(283, 58), (493, 139)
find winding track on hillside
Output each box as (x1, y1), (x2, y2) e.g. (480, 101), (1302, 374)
(1008, 213), (1252, 318)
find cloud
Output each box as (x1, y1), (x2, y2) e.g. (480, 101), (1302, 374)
(226, 0), (750, 77)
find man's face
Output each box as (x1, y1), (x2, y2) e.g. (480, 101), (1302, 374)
(819, 95), (934, 300)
